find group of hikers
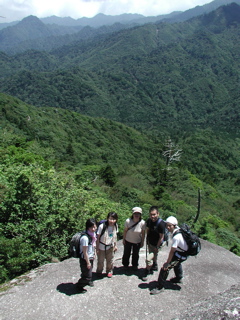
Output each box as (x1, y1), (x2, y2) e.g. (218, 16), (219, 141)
(77, 205), (189, 295)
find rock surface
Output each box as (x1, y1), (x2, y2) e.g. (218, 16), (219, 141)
(0, 239), (239, 320)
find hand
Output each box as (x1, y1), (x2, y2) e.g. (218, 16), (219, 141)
(87, 262), (91, 269)
(114, 246), (118, 252)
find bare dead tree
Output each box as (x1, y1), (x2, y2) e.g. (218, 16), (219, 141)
(162, 138), (182, 168)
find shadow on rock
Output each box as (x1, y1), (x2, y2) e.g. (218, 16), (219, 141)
(92, 272), (107, 281)
(163, 281), (181, 291)
(138, 280), (181, 292)
(113, 266), (145, 279)
(138, 280), (159, 290)
(56, 282), (87, 296)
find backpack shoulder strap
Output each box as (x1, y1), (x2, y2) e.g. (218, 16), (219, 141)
(80, 231), (92, 244)
(172, 229), (181, 238)
(99, 222), (107, 239)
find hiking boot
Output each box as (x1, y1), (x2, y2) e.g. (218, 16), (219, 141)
(150, 286), (164, 295)
(151, 262), (158, 271)
(88, 281), (94, 287)
(142, 269), (149, 281)
(170, 277), (182, 284)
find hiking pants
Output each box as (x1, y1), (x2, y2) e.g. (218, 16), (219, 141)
(78, 257), (93, 286)
(148, 243), (162, 264)
(122, 240), (141, 268)
(96, 247), (114, 274)
(158, 253), (187, 286)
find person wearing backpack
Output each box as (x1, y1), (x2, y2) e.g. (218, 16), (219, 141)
(96, 212), (118, 278)
(77, 218), (97, 292)
(142, 206), (166, 281)
(122, 207), (146, 271)
(150, 216), (188, 295)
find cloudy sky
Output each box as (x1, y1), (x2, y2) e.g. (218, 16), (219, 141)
(1, 0), (212, 23)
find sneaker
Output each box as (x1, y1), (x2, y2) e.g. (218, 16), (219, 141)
(107, 273), (112, 278)
(142, 269), (149, 281)
(150, 287), (164, 295)
(170, 277), (182, 284)
(88, 281), (94, 287)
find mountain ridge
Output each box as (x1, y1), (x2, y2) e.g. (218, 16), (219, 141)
(0, 4), (239, 137)
(1, 0), (240, 53)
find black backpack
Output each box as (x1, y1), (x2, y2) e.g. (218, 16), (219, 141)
(173, 223), (201, 256)
(69, 231), (92, 258)
(97, 220), (108, 239)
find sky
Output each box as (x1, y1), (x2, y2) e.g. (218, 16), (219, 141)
(0, 0), (212, 23)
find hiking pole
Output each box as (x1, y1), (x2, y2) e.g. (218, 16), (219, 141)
(146, 236), (148, 262)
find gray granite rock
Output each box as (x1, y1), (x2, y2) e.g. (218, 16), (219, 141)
(0, 239), (239, 320)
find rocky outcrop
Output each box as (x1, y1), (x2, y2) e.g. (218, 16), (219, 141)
(179, 283), (240, 319)
(0, 239), (239, 320)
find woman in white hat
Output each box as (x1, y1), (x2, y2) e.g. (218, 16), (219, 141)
(122, 207), (146, 270)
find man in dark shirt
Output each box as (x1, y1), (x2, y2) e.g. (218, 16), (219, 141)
(142, 206), (166, 281)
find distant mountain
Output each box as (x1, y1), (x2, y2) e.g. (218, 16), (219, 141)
(0, 21), (129, 54)
(1, 3), (239, 137)
(0, 20), (18, 31)
(37, 0), (240, 27)
(0, 15), (85, 53)
(1, 0), (240, 54)
(41, 12), (182, 27)
(0, 13), (175, 54)
(165, 0), (240, 22)
(42, 13), (145, 27)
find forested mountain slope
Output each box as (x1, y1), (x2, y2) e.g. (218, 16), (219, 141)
(1, 4), (240, 283)
(0, 4), (239, 137)
(0, 93), (154, 167)
(1, 93), (240, 283)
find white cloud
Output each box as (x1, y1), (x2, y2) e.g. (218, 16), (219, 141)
(0, 0), (212, 22)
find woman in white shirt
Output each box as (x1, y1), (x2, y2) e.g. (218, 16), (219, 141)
(122, 207), (146, 270)
(96, 212), (118, 278)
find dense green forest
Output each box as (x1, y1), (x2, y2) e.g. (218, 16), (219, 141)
(0, 3), (240, 284)
(0, 93), (240, 284)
